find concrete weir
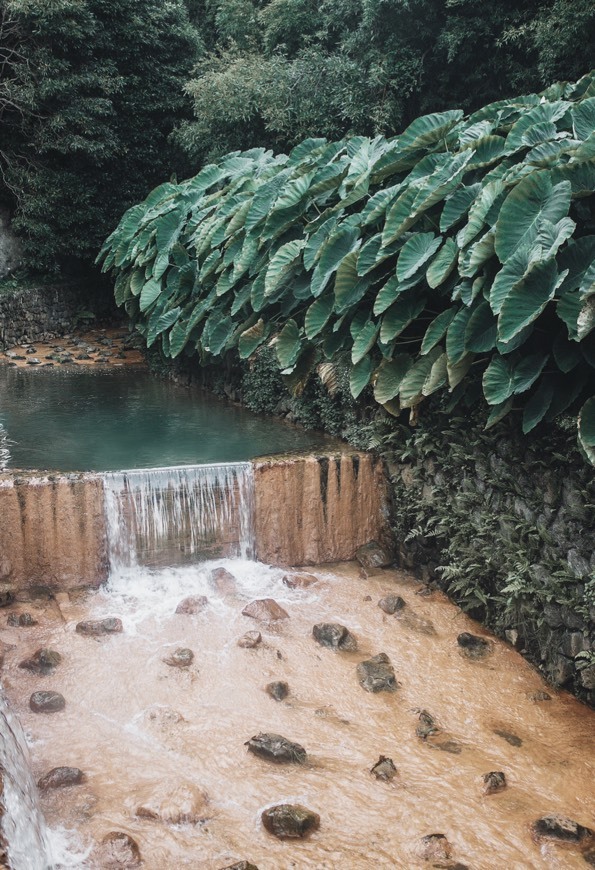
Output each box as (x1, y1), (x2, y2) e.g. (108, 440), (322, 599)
(0, 452), (389, 593)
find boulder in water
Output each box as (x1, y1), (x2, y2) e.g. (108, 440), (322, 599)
(266, 681), (289, 701)
(19, 648), (62, 675)
(245, 733), (306, 764)
(135, 782), (208, 825)
(7, 612), (37, 627)
(282, 573), (318, 589)
(97, 832), (142, 868)
(493, 728), (522, 747)
(242, 599), (289, 621)
(209, 567), (237, 595)
(261, 804), (320, 839)
(163, 648), (194, 668)
(419, 833), (452, 862)
(378, 595), (405, 615)
(415, 709), (440, 740)
(76, 618), (123, 636)
(482, 771), (506, 795)
(38, 767), (85, 790)
(29, 691), (65, 713)
(175, 595), (209, 615)
(457, 632), (492, 659)
(355, 541), (393, 569)
(357, 653), (397, 693)
(237, 631), (262, 649)
(370, 756), (397, 781)
(312, 623), (358, 652)
(531, 815), (593, 844)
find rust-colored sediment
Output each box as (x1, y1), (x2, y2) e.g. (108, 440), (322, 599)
(254, 452), (389, 566)
(0, 474), (107, 592)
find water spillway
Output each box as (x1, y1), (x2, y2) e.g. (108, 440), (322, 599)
(103, 462), (255, 570)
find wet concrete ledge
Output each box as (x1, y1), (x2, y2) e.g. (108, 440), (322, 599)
(0, 451), (390, 594)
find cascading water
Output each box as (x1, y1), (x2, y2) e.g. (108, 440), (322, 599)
(0, 425), (11, 471)
(0, 689), (53, 869)
(102, 462), (255, 571)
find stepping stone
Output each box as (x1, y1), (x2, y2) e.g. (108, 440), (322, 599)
(357, 653), (397, 693)
(75, 618), (123, 635)
(30, 691), (65, 713)
(163, 648), (194, 668)
(378, 595), (405, 614)
(312, 623), (357, 651)
(19, 649), (62, 675)
(265, 681), (289, 701)
(370, 756), (397, 781)
(38, 767), (85, 790)
(245, 733), (306, 764)
(261, 804), (320, 839)
(242, 599), (289, 621)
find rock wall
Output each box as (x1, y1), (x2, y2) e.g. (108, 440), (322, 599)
(0, 473), (108, 593)
(254, 452), (389, 566)
(0, 208), (22, 281)
(0, 285), (92, 349)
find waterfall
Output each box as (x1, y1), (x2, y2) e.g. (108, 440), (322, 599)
(0, 424), (11, 470)
(0, 690), (53, 869)
(102, 462), (255, 571)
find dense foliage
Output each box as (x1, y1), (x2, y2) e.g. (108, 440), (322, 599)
(99, 72), (595, 459)
(0, 0), (198, 272)
(177, 0), (595, 165)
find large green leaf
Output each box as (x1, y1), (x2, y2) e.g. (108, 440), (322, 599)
(311, 228), (360, 297)
(440, 184), (481, 232)
(396, 233), (442, 282)
(426, 238), (458, 288)
(373, 355), (413, 404)
(334, 250), (370, 313)
(239, 319), (269, 359)
(446, 306), (473, 363)
(275, 319), (302, 368)
(305, 293), (334, 339)
(494, 172), (571, 262)
(398, 110), (464, 151)
(483, 356), (516, 404)
(373, 275), (402, 316)
(522, 379), (555, 433)
(498, 258), (559, 343)
(421, 309), (457, 354)
(399, 347), (443, 407)
(264, 240), (305, 297)
(380, 295), (427, 344)
(351, 320), (379, 365)
(349, 356), (374, 398)
(139, 278), (162, 312)
(465, 300), (497, 352)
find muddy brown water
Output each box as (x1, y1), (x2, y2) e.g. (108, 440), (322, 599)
(1, 560), (594, 869)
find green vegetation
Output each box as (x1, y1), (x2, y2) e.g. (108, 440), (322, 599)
(98, 72), (595, 461)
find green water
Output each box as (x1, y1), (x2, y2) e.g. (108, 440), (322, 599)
(0, 366), (335, 471)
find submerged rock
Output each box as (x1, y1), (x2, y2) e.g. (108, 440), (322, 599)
(370, 755), (397, 781)
(378, 595), (405, 615)
(29, 691), (65, 713)
(355, 541), (393, 569)
(415, 709), (440, 740)
(261, 804), (320, 839)
(7, 612), (37, 627)
(482, 771), (507, 795)
(493, 728), (522, 747)
(237, 631), (262, 649)
(175, 595), (208, 615)
(265, 681), (289, 701)
(526, 690), (552, 702)
(75, 618), (123, 636)
(312, 623), (358, 651)
(242, 599), (289, 621)
(457, 632), (492, 659)
(245, 733), (306, 764)
(218, 863), (259, 870)
(419, 833), (452, 862)
(135, 783), (208, 825)
(531, 815), (594, 844)
(357, 653), (397, 693)
(38, 767), (85, 790)
(209, 567), (237, 595)
(282, 572), (318, 589)
(97, 832), (142, 868)
(163, 648), (194, 668)
(19, 648), (61, 675)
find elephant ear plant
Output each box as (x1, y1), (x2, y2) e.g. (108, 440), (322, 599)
(98, 72), (595, 462)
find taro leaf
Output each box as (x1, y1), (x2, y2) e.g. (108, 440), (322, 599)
(374, 355), (413, 404)
(483, 356), (516, 404)
(374, 275), (402, 316)
(465, 300), (497, 352)
(265, 239), (305, 297)
(513, 353), (548, 394)
(305, 293), (334, 339)
(489, 247), (533, 314)
(151, 307), (181, 342)
(207, 315), (234, 355)
(485, 398), (514, 429)
(447, 353), (473, 389)
(579, 261), (595, 299)
(422, 352), (448, 396)
(459, 231), (495, 278)
(572, 98), (595, 141)
(522, 378), (556, 432)
(553, 331), (582, 372)
(440, 183), (481, 233)
(349, 356), (374, 398)
(275, 319), (302, 368)
(303, 214), (339, 271)
(360, 184), (402, 226)
(399, 347), (443, 407)
(446, 306), (473, 363)
(251, 271), (266, 313)
(311, 227), (360, 297)
(239, 319), (269, 359)
(155, 207), (185, 257)
(397, 233), (442, 282)
(498, 258), (559, 344)
(130, 270), (145, 297)
(408, 151), (472, 218)
(139, 278), (162, 312)
(421, 308), (457, 354)
(578, 397), (595, 465)
(545, 370), (587, 421)
(551, 157), (595, 197)
(114, 274), (131, 306)
(458, 180), (504, 248)
(494, 173), (571, 263)
(558, 236), (595, 295)
(427, 238), (458, 288)
(334, 250), (369, 313)
(578, 297), (595, 340)
(397, 109), (464, 151)
(351, 320), (379, 365)
(380, 295), (427, 344)
(357, 234), (383, 275)
(382, 187), (419, 245)
(466, 135), (508, 169)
